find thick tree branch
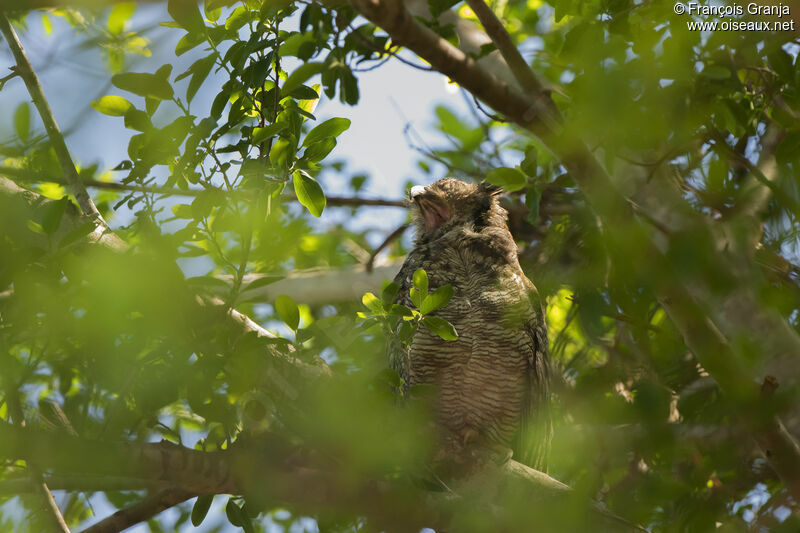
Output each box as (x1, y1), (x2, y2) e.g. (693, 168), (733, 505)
(0, 476), (168, 494)
(0, 176), (127, 252)
(0, 15), (103, 224)
(0, 422), (643, 532)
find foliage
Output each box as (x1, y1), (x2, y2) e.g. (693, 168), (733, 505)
(1, 0), (799, 531)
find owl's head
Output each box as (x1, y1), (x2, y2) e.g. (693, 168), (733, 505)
(408, 178), (507, 240)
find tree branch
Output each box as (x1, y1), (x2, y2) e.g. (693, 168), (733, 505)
(0, 476), (168, 495)
(79, 488), (193, 533)
(1, 372), (71, 533)
(0, 14), (103, 224)
(463, 0), (547, 96)
(2, 169), (407, 207)
(0, 422), (644, 532)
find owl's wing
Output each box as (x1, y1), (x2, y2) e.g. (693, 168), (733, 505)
(512, 292), (553, 472)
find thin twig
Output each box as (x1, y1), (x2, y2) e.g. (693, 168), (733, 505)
(347, 24), (434, 71)
(1, 359), (71, 533)
(366, 223), (409, 272)
(0, 14), (103, 224)
(0, 66), (18, 89)
(1, 170), (407, 207)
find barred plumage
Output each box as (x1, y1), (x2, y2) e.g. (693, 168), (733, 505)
(390, 178), (551, 471)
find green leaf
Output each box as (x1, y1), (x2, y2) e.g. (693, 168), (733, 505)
(289, 84), (320, 101)
(768, 48), (795, 81)
(420, 284), (453, 315)
(175, 31), (205, 56)
(240, 511), (256, 533)
(168, 0), (206, 33)
(187, 54), (216, 104)
(303, 117), (351, 147)
(435, 106), (474, 143)
(428, 0), (459, 18)
(91, 95), (133, 117)
(486, 167), (526, 192)
(112, 69), (174, 100)
(398, 320), (416, 343)
(145, 96), (160, 115)
(14, 102), (30, 142)
(269, 138), (294, 168)
(42, 197), (69, 236)
(224, 5), (250, 31)
(298, 84), (321, 115)
(521, 145), (538, 177)
(225, 498), (243, 527)
(422, 316), (458, 341)
(108, 2), (135, 35)
(412, 269), (428, 295)
(410, 288), (423, 309)
(280, 31), (316, 58)
(292, 170), (326, 217)
(123, 108), (151, 132)
(375, 368), (404, 389)
(251, 122), (287, 145)
(41, 14), (52, 34)
(282, 62), (325, 98)
(701, 65), (731, 80)
(171, 204), (194, 219)
(191, 495), (213, 527)
(381, 282), (400, 307)
(525, 184), (541, 224)
(191, 188), (221, 218)
(389, 304), (415, 318)
(275, 294), (299, 330)
(362, 292), (384, 314)
(303, 138), (337, 163)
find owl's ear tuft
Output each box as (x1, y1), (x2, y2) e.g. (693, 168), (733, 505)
(479, 182), (503, 197)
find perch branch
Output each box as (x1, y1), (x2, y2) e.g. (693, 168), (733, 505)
(0, 422), (644, 532)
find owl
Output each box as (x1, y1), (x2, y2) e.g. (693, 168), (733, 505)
(390, 178), (551, 472)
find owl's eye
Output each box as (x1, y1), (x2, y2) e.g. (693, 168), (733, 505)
(479, 182), (503, 197)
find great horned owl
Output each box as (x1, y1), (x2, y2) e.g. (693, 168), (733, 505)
(390, 178), (551, 471)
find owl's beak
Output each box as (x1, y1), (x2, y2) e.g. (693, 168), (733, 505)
(409, 185), (427, 199)
(410, 186), (450, 232)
